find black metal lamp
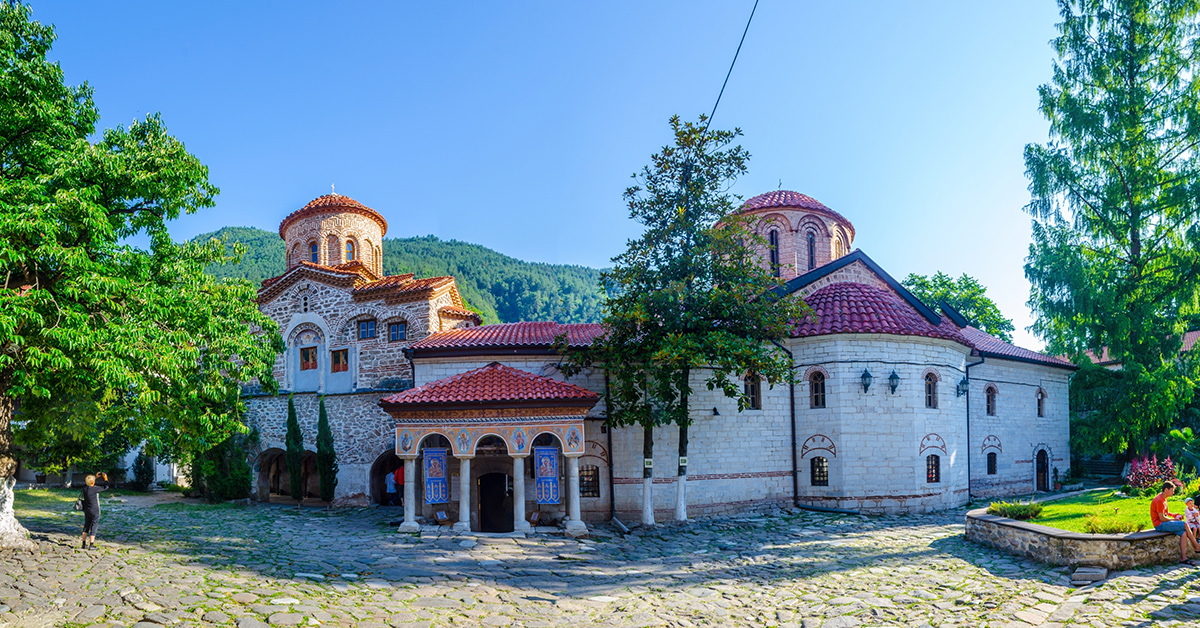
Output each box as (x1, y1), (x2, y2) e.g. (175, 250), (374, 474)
(860, 369), (873, 393)
(712, 407), (720, 416)
(957, 376), (969, 397)
(888, 370), (900, 394)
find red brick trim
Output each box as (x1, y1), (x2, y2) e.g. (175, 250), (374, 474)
(613, 470), (790, 485)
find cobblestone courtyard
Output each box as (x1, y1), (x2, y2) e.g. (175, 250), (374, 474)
(3, 491), (1200, 628)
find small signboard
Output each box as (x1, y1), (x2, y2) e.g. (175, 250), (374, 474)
(424, 448), (448, 504)
(534, 446), (560, 505)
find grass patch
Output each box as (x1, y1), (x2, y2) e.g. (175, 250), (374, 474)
(988, 501), (1043, 520)
(152, 501), (243, 512)
(1026, 490), (1189, 534)
(13, 488), (76, 509)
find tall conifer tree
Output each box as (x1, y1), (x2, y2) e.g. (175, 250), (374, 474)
(285, 395), (304, 506)
(1024, 0), (1200, 452)
(315, 396), (338, 506)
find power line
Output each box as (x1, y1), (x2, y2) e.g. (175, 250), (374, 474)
(700, 0), (761, 139)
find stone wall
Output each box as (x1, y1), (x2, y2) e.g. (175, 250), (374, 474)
(965, 508), (1180, 570)
(284, 210), (384, 274)
(968, 359), (1072, 498)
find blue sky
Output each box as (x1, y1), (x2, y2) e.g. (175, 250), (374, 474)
(33, 1), (1061, 349)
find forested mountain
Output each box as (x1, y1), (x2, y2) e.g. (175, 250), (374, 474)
(192, 227), (604, 324)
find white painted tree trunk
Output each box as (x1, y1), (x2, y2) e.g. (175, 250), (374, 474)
(641, 477), (655, 526)
(674, 472), (687, 521)
(63, 464), (73, 489)
(0, 477), (34, 550)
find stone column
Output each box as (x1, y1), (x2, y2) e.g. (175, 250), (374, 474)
(564, 454), (587, 538)
(399, 457), (418, 533)
(454, 457), (472, 532)
(513, 455), (531, 533)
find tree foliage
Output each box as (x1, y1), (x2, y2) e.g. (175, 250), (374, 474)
(198, 227), (604, 325)
(901, 272), (1015, 342)
(285, 395), (303, 504)
(129, 448), (155, 492)
(1024, 0), (1200, 452)
(316, 396), (337, 504)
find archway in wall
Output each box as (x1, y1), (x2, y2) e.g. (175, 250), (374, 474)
(1036, 450), (1049, 492)
(256, 449), (287, 499)
(369, 450), (402, 505)
(474, 435), (513, 533)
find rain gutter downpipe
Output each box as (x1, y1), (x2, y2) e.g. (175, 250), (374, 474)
(965, 355), (985, 501)
(769, 339), (799, 508)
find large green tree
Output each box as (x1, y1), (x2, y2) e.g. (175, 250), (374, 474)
(1024, 0), (1200, 454)
(562, 116), (809, 524)
(901, 272), (1015, 342)
(285, 395), (303, 506)
(316, 396), (337, 505)
(0, 4), (282, 547)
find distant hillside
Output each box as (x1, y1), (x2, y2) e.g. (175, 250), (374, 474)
(192, 227), (604, 325)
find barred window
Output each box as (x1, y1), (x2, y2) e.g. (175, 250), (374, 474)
(925, 374), (938, 409)
(389, 322), (407, 342)
(579, 465), (600, 498)
(926, 454), (941, 483)
(985, 386), (997, 416)
(987, 452), (997, 475)
(300, 347), (317, 370)
(768, 230), (780, 277)
(1036, 390), (1045, 417)
(745, 374), (762, 410)
(331, 349), (349, 373)
(358, 320), (376, 339)
(810, 456), (829, 486)
(810, 372), (826, 408)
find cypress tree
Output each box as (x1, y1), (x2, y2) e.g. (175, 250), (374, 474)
(315, 396), (338, 506)
(285, 394), (304, 506)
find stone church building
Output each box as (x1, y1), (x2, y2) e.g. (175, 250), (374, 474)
(245, 191), (1074, 534)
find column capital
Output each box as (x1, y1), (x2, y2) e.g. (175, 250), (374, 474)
(510, 453), (530, 459)
(563, 451), (584, 459)
(397, 453), (419, 460)
(454, 454), (475, 460)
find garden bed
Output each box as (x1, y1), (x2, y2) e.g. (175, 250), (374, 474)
(1026, 489), (1186, 534)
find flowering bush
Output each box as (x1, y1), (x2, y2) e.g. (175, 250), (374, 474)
(1126, 454), (1176, 488)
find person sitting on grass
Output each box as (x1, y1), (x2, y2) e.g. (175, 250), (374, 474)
(1151, 480), (1200, 565)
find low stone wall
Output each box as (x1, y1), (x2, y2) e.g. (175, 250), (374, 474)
(965, 507), (1180, 570)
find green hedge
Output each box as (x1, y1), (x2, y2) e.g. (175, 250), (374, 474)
(987, 501), (1043, 520)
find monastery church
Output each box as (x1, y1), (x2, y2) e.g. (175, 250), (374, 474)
(245, 190), (1074, 535)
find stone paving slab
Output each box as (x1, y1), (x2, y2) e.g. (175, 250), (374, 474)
(2, 492), (1200, 626)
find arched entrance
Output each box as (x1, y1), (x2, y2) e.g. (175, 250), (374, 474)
(256, 449), (322, 502)
(1036, 450), (1049, 492)
(475, 436), (514, 533)
(370, 450), (402, 505)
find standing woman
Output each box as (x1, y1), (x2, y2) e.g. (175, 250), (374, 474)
(80, 472), (109, 550)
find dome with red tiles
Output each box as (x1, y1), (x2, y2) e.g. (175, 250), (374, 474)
(278, 193), (388, 239)
(793, 282), (971, 347)
(740, 190), (854, 237)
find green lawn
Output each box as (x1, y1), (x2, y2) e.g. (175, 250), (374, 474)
(1029, 490), (1192, 533)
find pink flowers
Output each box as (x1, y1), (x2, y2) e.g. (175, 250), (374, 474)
(1127, 453), (1176, 488)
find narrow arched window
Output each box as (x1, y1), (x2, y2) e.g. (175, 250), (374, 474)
(985, 386), (997, 416)
(926, 454), (941, 483)
(986, 452), (997, 475)
(309, 242), (318, 263)
(346, 240), (356, 262)
(807, 232), (816, 270)
(810, 456), (828, 486)
(768, 230), (780, 277)
(810, 372), (826, 408)
(302, 296), (309, 313)
(925, 373), (938, 409)
(745, 374), (762, 410)
(1036, 390), (1045, 418)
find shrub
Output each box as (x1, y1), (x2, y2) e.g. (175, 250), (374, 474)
(1127, 454), (1176, 488)
(1083, 515), (1142, 534)
(988, 501), (1044, 520)
(189, 433), (253, 503)
(129, 448), (156, 492)
(1120, 484), (1134, 495)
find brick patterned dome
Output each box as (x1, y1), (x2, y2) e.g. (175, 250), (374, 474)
(741, 190), (854, 238)
(278, 194), (388, 239)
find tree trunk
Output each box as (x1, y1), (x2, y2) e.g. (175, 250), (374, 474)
(641, 424), (655, 526)
(0, 390), (35, 549)
(675, 422), (688, 522)
(63, 463), (73, 489)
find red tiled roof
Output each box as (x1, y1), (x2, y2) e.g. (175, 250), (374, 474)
(259, 260), (369, 291)
(259, 262), (462, 307)
(792, 282), (971, 347)
(740, 190), (855, 237)
(278, 193), (388, 238)
(379, 362), (599, 406)
(960, 326), (1076, 369)
(413, 322), (606, 352)
(1083, 330), (1200, 366)
(439, 305), (482, 323)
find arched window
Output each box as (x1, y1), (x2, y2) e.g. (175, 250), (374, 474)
(302, 296), (309, 313)
(768, 230), (780, 277)
(986, 452), (997, 475)
(309, 241), (318, 264)
(924, 373), (938, 409)
(810, 456), (829, 486)
(926, 454), (941, 483)
(1036, 390), (1046, 418)
(985, 385), (997, 416)
(810, 372), (826, 408)
(745, 374), (762, 410)
(807, 232), (816, 270)
(833, 237), (844, 259)
(346, 240), (356, 262)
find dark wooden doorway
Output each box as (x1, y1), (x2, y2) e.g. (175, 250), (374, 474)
(478, 472), (513, 533)
(1036, 450), (1049, 492)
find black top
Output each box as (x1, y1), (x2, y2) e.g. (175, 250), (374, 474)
(80, 482), (108, 514)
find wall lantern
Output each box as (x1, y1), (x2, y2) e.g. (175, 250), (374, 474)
(860, 369), (873, 393)
(957, 376), (970, 397)
(888, 370), (900, 394)
(712, 407), (720, 416)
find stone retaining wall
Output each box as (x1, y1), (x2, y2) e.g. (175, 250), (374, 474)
(965, 507), (1180, 570)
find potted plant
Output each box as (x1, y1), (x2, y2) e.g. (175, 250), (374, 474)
(1053, 467), (1061, 491)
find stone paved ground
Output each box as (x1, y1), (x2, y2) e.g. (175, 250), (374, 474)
(3, 490), (1200, 628)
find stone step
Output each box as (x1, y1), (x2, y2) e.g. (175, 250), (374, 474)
(1072, 567), (1107, 581)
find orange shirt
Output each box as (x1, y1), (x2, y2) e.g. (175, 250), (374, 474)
(1152, 494), (1168, 527)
